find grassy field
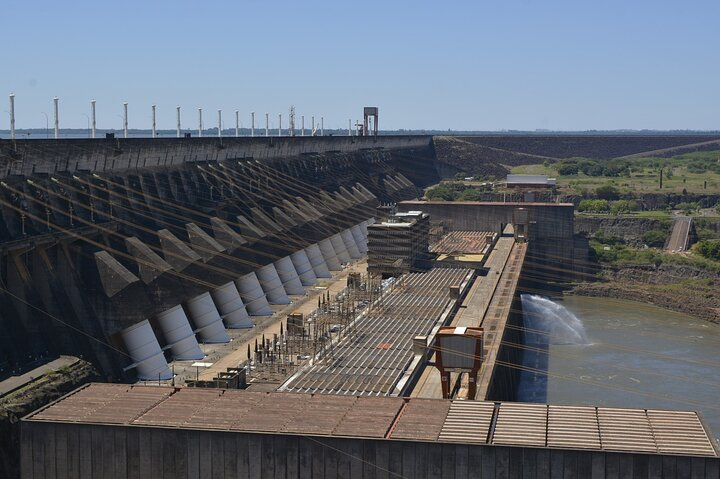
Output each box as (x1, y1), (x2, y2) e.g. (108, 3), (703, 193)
(511, 151), (720, 194)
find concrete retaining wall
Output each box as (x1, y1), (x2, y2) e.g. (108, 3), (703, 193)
(21, 421), (720, 478)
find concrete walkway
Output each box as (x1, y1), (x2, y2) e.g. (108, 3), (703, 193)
(0, 356), (79, 398)
(666, 216), (692, 253)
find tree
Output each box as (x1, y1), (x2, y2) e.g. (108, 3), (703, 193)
(695, 240), (720, 261)
(610, 199), (640, 215)
(557, 163), (579, 175)
(578, 199), (610, 213)
(674, 202), (698, 214)
(595, 185), (620, 200)
(457, 188), (485, 201)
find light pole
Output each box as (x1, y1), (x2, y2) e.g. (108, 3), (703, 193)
(321, 117), (324, 136)
(53, 97), (59, 139)
(176, 106), (181, 138)
(301, 115), (305, 136)
(123, 102), (128, 138)
(218, 109), (222, 138)
(81, 114), (90, 138)
(9, 94), (15, 141)
(151, 104), (157, 138)
(198, 108), (203, 137)
(41, 112), (49, 138)
(235, 110), (239, 137)
(278, 114), (282, 137)
(265, 112), (269, 137)
(91, 100), (96, 138)
(251, 111), (255, 137)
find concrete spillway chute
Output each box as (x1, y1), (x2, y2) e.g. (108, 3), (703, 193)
(155, 305), (205, 360)
(184, 292), (231, 343)
(318, 238), (342, 271)
(120, 320), (173, 381)
(350, 224), (368, 254)
(274, 256), (305, 295)
(235, 272), (273, 316)
(290, 249), (318, 286)
(256, 263), (290, 304)
(210, 282), (253, 329)
(305, 244), (332, 278)
(341, 229), (362, 259)
(330, 233), (352, 263)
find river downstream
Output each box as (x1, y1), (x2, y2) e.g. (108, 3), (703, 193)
(517, 295), (720, 441)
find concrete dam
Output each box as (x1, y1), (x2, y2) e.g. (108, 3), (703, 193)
(4, 135), (719, 478)
(0, 135), (434, 382)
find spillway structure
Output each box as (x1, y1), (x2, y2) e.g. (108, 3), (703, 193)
(0, 136), (432, 381)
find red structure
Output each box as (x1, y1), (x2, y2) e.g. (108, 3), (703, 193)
(434, 326), (484, 399)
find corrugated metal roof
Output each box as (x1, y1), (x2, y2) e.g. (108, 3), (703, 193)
(25, 384), (719, 458)
(391, 399), (450, 441)
(437, 400), (494, 444)
(430, 231), (495, 255)
(547, 405), (601, 450)
(492, 402), (547, 447)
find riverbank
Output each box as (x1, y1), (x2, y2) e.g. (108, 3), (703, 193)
(566, 278), (720, 324)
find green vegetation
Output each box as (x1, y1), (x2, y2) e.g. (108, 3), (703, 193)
(674, 201), (699, 214)
(642, 230), (667, 248)
(425, 182), (488, 201)
(610, 199), (640, 214)
(511, 150), (720, 194)
(578, 199), (609, 213)
(577, 198), (639, 215)
(590, 239), (720, 273)
(695, 240), (720, 261)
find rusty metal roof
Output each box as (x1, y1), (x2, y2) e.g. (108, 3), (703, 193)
(25, 384), (719, 457)
(430, 231), (495, 255)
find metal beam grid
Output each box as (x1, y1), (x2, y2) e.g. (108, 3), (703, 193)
(284, 268), (472, 396)
(429, 231), (495, 255)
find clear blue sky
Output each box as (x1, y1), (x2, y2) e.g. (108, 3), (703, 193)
(2, 0), (719, 131)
